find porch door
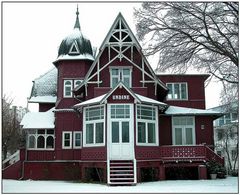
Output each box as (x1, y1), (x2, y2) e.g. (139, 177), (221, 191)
(174, 127), (195, 145)
(108, 104), (134, 160)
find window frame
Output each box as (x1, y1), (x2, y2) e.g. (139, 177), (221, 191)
(109, 67), (132, 88)
(62, 131), (72, 149)
(73, 131), (82, 149)
(27, 129), (55, 150)
(166, 83), (188, 100)
(83, 105), (105, 147)
(63, 80), (73, 98)
(172, 116), (196, 145)
(136, 104), (159, 146)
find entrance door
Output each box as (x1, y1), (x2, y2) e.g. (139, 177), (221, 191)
(108, 104), (134, 160)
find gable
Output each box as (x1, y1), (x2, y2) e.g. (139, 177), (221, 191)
(74, 13), (167, 96)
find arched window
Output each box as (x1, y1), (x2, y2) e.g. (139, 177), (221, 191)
(64, 80), (73, 97)
(28, 135), (36, 148)
(46, 136), (54, 148)
(37, 136), (45, 148)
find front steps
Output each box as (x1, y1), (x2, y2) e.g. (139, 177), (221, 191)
(108, 160), (136, 186)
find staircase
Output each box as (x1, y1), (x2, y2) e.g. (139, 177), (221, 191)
(108, 160), (136, 186)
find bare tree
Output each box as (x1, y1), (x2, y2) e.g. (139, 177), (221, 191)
(134, 2), (238, 84)
(2, 95), (22, 160)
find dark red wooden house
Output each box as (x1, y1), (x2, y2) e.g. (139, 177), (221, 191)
(3, 9), (224, 185)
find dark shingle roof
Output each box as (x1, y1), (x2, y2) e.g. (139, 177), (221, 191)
(30, 68), (57, 98)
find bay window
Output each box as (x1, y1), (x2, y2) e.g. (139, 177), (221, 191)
(84, 105), (105, 146)
(137, 105), (158, 145)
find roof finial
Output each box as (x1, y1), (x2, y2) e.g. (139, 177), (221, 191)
(74, 5), (81, 30)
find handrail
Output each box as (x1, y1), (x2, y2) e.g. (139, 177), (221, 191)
(2, 150), (20, 169)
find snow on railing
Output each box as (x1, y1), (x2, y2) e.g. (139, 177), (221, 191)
(2, 150), (20, 169)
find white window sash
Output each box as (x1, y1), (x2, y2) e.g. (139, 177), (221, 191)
(166, 83), (188, 100)
(62, 131), (72, 149)
(64, 80), (73, 98)
(73, 131), (82, 148)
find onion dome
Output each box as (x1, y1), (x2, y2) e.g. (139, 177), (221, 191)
(57, 6), (94, 61)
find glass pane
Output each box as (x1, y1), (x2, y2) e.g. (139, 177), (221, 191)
(175, 128), (182, 145)
(28, 136), (35, 148)
(174, 84), (180, 99)
(181, 84), (187, 99)
(138, 122), (146, 143)
(47, 129), (54, 134)
(75, 133), (81, 147)
(86, 124), (94, 144)
(123, 77), (130, 87)
(64, 133), (70, 140)
(46, 136), (54, 148)
(148, 123), (156, 143)
(38, 129), (45, 134)
(185, 128), (193, 145)
(112, 77), (119, 88)
(167, 84), (173, 99)
(37, 136), (45, 148)
(186, 117), (193, 125)
(112, 69), (119, 75)
(122, 69), (130, 76)
(96, 123), (104, 143)
(137, 105), (155, 120)
(112, 122), (119, 143)
(231, 113), (238, 122)
(122, 122), (129, 143)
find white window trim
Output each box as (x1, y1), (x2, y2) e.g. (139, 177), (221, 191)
(166, 82), (188, 100)
(109, 67), (132, 88)
(136, 104), (159, 146)
(73, 131), (82, 149)
(63, 80), (73, 98)
(172, 116), (196, 145)
(27, 129), (55, 151)
(74, 80), (82, 88)
(62, 131), (72, 149)
(83, 105), (105, 147)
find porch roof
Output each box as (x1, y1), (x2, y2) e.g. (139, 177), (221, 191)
(20, 108), (55, 129)
(73, 91), (168, 109)
(164, 105), (223, 117)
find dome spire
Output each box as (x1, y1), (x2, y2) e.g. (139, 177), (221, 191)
(74, 5), (81, 30)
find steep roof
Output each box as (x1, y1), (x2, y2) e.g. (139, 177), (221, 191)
(54, 7), (94, 63)
(30, 68), (57, 101)
(73, 12), (168, 94)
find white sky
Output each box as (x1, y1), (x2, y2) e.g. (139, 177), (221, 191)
(2, 2), (222, 111)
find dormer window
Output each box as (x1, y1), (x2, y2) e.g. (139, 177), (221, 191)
(69, 41), (80, 55)
(64, 80), (73, 98)
(166, 83), (188, 100)
(110, 67), (132, 88)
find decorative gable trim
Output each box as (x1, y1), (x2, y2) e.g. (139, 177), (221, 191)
(100, 81), (141, 104)
(69, 40), (80, 54)
(73, 12), (168, 96)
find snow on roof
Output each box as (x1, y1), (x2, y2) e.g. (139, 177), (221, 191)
(165, 105), (222, 116)
(30, 68), (57, 98)
(20, 108), (55, 129)
(55, 53), (94, 62)
(74, 94), (106, 107)
(28, 96), (57, 103)
(136, 94), (167, 106)
(73, 93), (167, 108)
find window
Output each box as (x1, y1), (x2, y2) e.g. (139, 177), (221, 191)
(111, 105), (130, 119)
(64, 80), (73, 98)
(137, 105), (158, 145)
(73, 132), (82, 148)
(74, 80), (82, 88)
(84, 106), (105, 146)
(166, 83), (188, 100)
(215, 112), (238, 126)
(217, 131), (223, 141)
(27, 129), (54, 150)
(172, 117), (195, 145)
(62, 132), (72, 149)
(110, 68), (132, 88)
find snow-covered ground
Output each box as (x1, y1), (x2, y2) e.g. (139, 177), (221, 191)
(3, 177), (238, 193)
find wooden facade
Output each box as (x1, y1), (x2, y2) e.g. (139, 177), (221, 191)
(3, 12), (224, 185)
